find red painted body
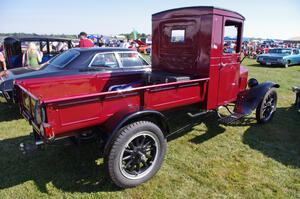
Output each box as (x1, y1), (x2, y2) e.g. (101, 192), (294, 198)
(15, 7), (248, 140)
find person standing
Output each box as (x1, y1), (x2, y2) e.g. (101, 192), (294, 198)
(0, 43), (7, 71)
(79, 32), (94, 48)
(22, 42), (43, 70)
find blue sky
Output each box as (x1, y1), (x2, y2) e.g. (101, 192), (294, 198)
(1, 0), (300, 39)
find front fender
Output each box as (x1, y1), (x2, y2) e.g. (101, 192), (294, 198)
(234, 81), (280, 115)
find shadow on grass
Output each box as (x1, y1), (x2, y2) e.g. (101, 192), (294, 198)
(165, 107), (226, 143)
(242, 107), (300, 168)
(188, 114), (226, 144)
(0, 101), (22, 122)
(0, 136), (119, 193)
(0, 105), (299, 194)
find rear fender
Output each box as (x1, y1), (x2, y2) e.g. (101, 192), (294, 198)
(103, 110), (169, 157)
(234, 81), (280, 115)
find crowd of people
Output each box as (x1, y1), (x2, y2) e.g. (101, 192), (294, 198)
(0, 43), (7, 71)
(242, 41), (300, 59)
(0, 31), (147, 72)
(1, 32), (299, 72)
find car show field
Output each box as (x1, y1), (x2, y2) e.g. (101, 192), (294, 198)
(0, 57), (299, 198)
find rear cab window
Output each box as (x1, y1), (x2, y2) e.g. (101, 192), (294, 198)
(118, 52), (149, 68)
(171, 29), (185, 43)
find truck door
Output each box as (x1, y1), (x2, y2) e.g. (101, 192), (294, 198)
(218, 19), (243, 105)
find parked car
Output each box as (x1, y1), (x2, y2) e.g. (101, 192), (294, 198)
(256, 48), (300, 67)
(3, 36), (73, 69)
(0, 48), (150, 103)
(15, 7), (278, 188)
(134, 40), (151, 54)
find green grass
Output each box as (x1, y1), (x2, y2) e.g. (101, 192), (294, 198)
(0, 58), (299, 198)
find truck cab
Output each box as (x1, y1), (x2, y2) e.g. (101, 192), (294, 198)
(151, 7), (247, 109)
(14, 7), (279, 188)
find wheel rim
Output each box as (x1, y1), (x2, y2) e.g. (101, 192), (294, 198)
(119, 131), (159, 180)
(261, 92), (277, 120)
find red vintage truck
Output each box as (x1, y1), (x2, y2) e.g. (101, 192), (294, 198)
(15, 7), (279, 188)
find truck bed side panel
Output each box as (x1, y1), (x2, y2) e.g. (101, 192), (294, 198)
(48, 94), (141, 135)
(144, 82), (205, 111)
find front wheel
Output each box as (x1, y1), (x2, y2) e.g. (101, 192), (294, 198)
(256, 88), (277, 123)
(285, 60), (291, 68)
(105, 121), (166, 188)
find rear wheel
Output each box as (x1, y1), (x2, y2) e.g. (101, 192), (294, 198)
(105, 121), (166, 188)
(256, 88), (277, 123)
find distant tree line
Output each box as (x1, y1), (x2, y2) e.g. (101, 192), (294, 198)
(0, 33), (77, 39)
(120, 32), (149, 40)
(0, 32), (150, 40)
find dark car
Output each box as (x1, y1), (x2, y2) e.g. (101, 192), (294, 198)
(3, 36), (73, 69)
(0, 48), (151, 103)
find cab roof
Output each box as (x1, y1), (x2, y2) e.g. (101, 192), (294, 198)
(4, 36), (72, 42)
(152, 6), (245, 20)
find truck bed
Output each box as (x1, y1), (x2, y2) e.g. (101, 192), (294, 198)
(17, 75), (209, 137)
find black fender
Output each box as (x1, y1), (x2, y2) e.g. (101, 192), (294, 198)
(234, 81), (280, 115)
(292, 86), (300, 110)
(103, 109), (169, 157)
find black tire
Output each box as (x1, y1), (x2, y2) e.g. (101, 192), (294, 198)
(256, 88), (277, 123)
(285, 60), (291, 68)
(105, 121), (166, 188)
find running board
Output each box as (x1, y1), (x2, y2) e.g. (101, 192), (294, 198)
(187, 110), (213, 118)
(218, 113), (245, 125)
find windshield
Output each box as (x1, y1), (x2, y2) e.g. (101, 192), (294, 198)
(269, 49), (292, 54)
(48, 49), (80, 68)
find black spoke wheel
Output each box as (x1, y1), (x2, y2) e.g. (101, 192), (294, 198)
(120, 132), (159, 179)
(256, 88), (277, 123)
(105, 121), (166, 188)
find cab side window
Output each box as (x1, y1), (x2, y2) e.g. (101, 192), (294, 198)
(118, 53), (149, 67)
(223, 21), (242, 54)
(293, 49), (299, 54)
(90, 53), (119, 69)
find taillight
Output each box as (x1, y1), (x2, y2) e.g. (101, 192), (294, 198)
(40, 123), (53, 138)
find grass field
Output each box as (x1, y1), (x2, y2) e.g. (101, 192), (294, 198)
(0, 58), (299, 198)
